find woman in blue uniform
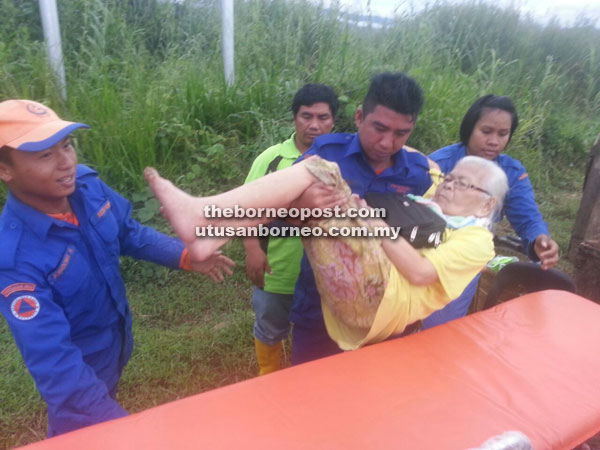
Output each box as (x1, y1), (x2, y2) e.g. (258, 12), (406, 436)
(423, 94), (559, 328)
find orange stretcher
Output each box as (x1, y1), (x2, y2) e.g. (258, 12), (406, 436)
(20, 291), (600, 450)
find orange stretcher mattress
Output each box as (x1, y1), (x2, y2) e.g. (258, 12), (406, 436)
(20, 291), (600, 450)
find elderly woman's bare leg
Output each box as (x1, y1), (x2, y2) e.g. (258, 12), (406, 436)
(144, 157), (347, 258)
(145, 157), (393, 344)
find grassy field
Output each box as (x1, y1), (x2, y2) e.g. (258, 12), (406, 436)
(1, 0), (599, 447)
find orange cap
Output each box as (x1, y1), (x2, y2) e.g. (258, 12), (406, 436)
(0, 99), (89, 152)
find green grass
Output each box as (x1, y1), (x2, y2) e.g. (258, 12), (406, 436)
(1, 0), (599, 447)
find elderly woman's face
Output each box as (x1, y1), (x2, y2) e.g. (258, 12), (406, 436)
(433, 165), (493, 217)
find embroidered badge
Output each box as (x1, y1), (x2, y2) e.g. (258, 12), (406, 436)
(53, 247), (75, 280)
(390, 184), (410, 194)
(11, 295), (40, 320)
(1, 282), (36, 298)
(97, 201), (111, 219)
(26, 103), (49, 116)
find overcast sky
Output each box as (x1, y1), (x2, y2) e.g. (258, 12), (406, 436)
(332, 0), (600, 26)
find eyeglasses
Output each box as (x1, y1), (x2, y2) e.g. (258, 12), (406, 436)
(442, 174), (491, 196)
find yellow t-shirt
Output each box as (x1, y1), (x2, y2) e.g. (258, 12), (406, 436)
(423, 167), (444, 198)
(323, 226), (494, 350)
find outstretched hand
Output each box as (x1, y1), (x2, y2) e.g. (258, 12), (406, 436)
(533, 234), (559, 270)
(189, 250), (235, 282)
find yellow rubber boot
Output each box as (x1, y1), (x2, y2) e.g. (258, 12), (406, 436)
(254, 338), (282, 376)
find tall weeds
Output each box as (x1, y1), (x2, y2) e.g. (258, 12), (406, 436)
(0, 0), (598, 193)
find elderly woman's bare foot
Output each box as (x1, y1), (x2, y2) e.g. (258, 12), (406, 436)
(144, 167), (204, 244)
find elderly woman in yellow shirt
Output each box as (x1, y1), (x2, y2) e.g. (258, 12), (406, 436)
(144, 154), (508, 350)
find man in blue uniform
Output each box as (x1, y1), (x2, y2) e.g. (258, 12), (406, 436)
(290, 72), (436, 365)
(0, 99), (233, 436)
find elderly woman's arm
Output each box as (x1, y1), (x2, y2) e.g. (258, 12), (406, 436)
(368, 216), (438, 285)
(381, 237), (438, 285)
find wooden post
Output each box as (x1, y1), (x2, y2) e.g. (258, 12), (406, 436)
(568, 140), (600, 302)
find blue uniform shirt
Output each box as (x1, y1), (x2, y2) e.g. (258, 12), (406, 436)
(290, 133), (433, 327)
(0, 165), (184, 436)
(429, 143), (549, 260)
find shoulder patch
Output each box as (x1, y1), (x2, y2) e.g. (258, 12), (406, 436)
(11, 295), (40, 320)
(2, 282), (36, 298)
(518, 172), (529, 181)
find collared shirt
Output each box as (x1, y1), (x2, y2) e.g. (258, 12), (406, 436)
(290, 133), (433, 327)
(429, 143), (549, 260)
(0, 165), (184, 436)
(244, 134), (304, 294)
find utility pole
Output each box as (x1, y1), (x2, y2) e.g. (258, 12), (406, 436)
(221, 0), (234, 86)
(39, 0), (67, 100)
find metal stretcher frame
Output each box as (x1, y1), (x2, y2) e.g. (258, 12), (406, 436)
(20, 291), (600, 450)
